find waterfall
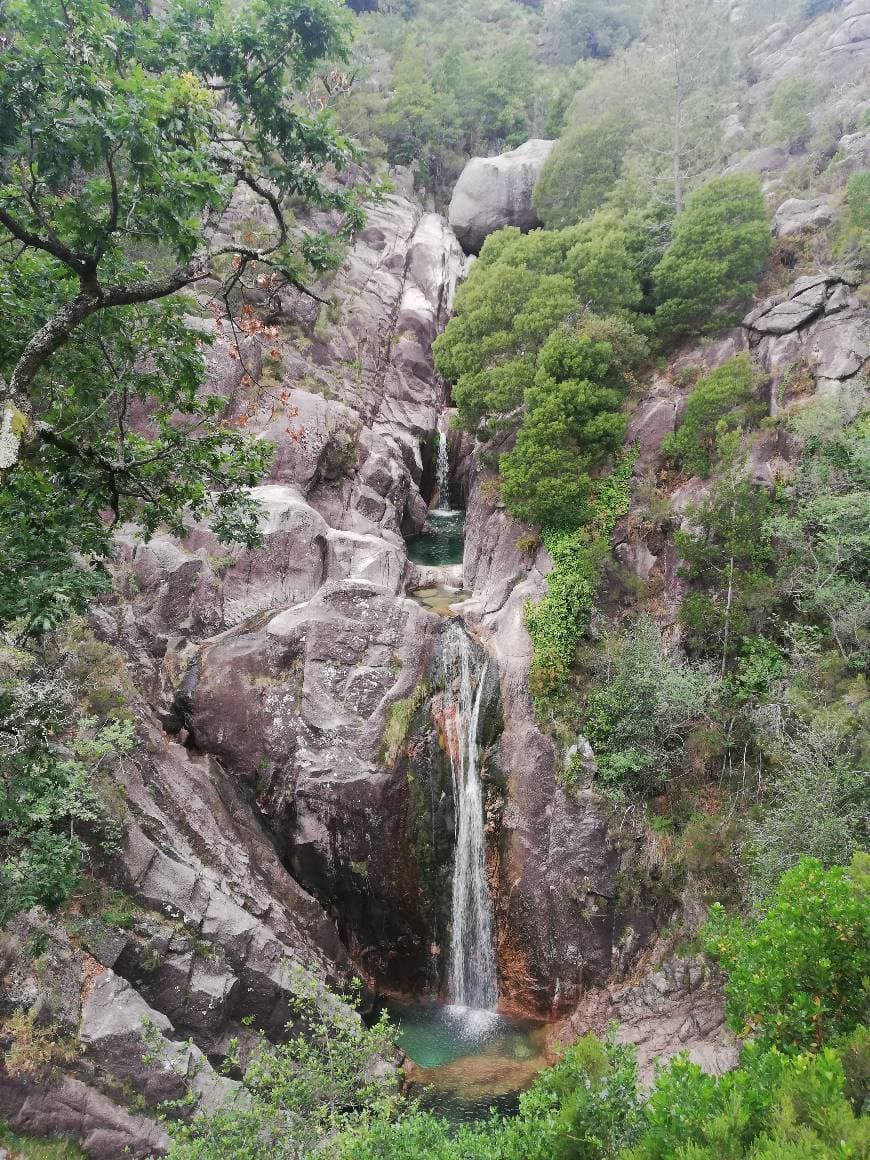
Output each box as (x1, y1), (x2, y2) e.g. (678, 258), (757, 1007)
(443, 623), (498, 1010)
(433, 413), (455, 514)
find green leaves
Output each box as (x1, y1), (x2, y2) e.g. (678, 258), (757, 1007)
(661, 354), (766, 478)
(168, 979), (401, 1159)
(525, 450), (637, 714)
(0, 0), (361, 639)
(653, 175), (771, 337)
(703, 857), (870, 1053)
(583, 615), (720, 798)
(0, 659), (127, 925)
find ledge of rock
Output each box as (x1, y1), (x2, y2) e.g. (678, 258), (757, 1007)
(448, 139), (555, 255)
(774, 197), (834, 237)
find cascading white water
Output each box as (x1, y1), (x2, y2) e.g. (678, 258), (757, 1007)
(442, 623), (498, 1011)
(433, 413), (455, 515)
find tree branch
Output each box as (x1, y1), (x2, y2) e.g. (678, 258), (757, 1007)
(0, 206), (91, 277)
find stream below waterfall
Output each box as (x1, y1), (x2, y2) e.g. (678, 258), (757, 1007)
(378, 999), (548, 1123)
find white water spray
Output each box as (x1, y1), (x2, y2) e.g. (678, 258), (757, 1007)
(433, 413), (456, 515)
(443, 623), (498, 1010)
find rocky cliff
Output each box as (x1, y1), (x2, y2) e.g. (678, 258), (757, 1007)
(2, 1), (868, 1148)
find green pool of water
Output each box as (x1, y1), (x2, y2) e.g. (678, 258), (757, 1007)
(380, 1001), (549, 1123)
(406, 510), (465, 567)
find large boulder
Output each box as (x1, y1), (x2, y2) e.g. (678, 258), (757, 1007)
(448, 139), (555, 255)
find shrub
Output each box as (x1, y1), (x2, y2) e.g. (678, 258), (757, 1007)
(0, 655), (127, 926)
(653, 175), (771, 337)
(768, 77), (816, 145)
(742, 724), (867, 904)
(703, 856), (870, 1052)
(847, 170), (870, 232)
(1, 1009), (79, 1079)
(626, 1041), (869, 1159)
(767, 404), (870, 662)
(525, 452), (636, 713)
(583, 616), (720, 798)
(662, 355), (766, 478)
(168, 975), (400, 1158)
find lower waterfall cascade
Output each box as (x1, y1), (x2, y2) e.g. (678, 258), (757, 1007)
(442, 622), (498, 1011)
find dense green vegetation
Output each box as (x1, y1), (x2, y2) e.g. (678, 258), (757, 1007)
(661, 355), (766, 478)
(164, 858), (869, 1158)
(0, 0), (867, 1153)
(652, 177), (772, 336)
(705, 857), (869, 1053)
(433, 170), (771, 713)
(524, 452), (636, 712)
(331, 0), (569, 201)
(0, 0), (362, 639)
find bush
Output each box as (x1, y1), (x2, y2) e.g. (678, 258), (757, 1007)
(847, 170), (870, 232)
(703, 856), (870, 1052)
(626, 1041), (869, 1158)
(768, 77), (815, 145)
(525, 452), (636, 713)
(168, 976), (400, 1159)
(583, 616), (720, 798)
(433, 228), (580, 431)
(661, 354), (766, 478)
(768, 404), (869, 662)
(742, 724), (867, 904)
(0, 655), (128, 926)
(653, 175), (771, 337)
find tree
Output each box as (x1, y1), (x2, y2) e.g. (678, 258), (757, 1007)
(533, 112), (630, 229)
(539, 0), (646, 66)
(0, 0), (361, 630)
(653, 175), (771, 336)
(536, 0), (735, 228)
(499, 331), (628, 528)
(703, 856), (870, 1052)
(432, 227), (581, 432)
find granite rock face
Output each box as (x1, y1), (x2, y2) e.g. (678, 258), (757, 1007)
(744, 271), (869, 410)
(448, 139), (555, 254)
(773, 197), (834, 237)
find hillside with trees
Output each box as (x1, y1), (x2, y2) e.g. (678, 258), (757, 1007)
(0, 0), (867, 1154)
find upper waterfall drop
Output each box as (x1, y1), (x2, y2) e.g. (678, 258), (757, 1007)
(442, 622), (498, 1011)
(434, 412), (454, 514)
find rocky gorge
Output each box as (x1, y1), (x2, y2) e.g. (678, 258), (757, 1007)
(1, 0), (868, 1152)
